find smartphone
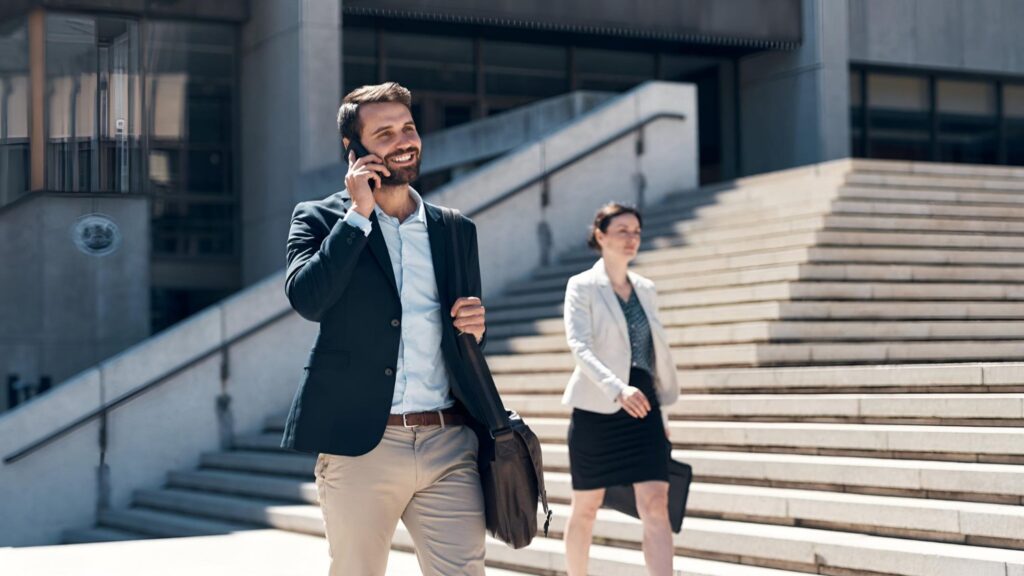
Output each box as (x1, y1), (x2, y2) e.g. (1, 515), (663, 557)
(346, 138), (376, 190)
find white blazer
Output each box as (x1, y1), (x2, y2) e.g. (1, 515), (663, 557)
(562, 259), (679, 423)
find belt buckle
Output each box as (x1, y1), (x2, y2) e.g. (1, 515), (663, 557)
(402, 413), (419, 429)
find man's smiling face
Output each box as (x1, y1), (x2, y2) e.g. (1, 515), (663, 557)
(356, 101), (422, 186)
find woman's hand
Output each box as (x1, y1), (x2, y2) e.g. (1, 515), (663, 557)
(617, 386), (651, 418)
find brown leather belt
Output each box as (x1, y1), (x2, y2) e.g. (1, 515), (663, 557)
(387, 409), (467, 427)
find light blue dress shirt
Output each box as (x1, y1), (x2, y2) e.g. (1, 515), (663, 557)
(343, 189), (454, 414)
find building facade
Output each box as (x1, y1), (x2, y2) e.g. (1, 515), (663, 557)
(0, 0), (1022, 410)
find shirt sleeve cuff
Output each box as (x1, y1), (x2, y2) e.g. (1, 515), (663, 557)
(343, 209), (372, 237)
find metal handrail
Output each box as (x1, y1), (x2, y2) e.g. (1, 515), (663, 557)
(4, 110), (688, 465)
(3, 307), (295, 465)
(463, 111), (687, 217)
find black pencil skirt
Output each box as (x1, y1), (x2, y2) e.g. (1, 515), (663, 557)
(567, 367), (671, 491)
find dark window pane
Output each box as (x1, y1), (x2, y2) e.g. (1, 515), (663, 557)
(850, 70), (864, 157)
(186, 150), (227, 193)
(482, 41), (565, 71)
(1006, 84), (1024, 166)
(0, 16), (29, 205)
(343, 27), (376, 58)
(386, 32), (472, 65)
(146, 20), (237, 257)
(867, 73), (931, 161)
(937, 79), (996, 164)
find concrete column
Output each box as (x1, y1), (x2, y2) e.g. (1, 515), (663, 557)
(240, 0), (342, 285)
(737, 0), (851, 176)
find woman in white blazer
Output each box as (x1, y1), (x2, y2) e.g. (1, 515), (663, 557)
(562, 203), (679, 576)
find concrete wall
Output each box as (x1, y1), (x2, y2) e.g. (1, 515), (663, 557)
(0, 272), (317, 546)
(737, 0), (851, 176)
(849, 0), (1024, 75)
(0, 194), (149, 411)
(240, 0), (342, 286)
(432, 81), (699, 299)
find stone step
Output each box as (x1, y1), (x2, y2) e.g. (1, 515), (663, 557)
(488, 321), (1024, 354)
(675, 363), (1024, 394)
(490, 281), (1024, 317)
(850, 160), (1024, 179)
(540, 503), (1024, 576)
(492, 393), (1024, 426)
(832, 198), (1024, 221)
(817, 230), (1024, 250)
(529, 418), (1024, 463)
(846, 171), (1024, 193)
(200, 450), (315, 477)
(97, 507), (253, 538)
(169, 469), (318, 503)
(541, 472), (1024, 549)
(838, 185), (1024, 208)
(540, 444), (1024, 505)
(62, 526), (147, 544)
(796, 263), (1024, 283)
(488, 339), (1024, 370)
(128, 485), (1024, 576)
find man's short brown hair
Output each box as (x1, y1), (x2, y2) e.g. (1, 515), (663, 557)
(337, 82), (413, 145)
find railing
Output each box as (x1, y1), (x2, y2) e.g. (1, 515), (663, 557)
(462, 111), (687, 218)
(3, 307), (293, 465)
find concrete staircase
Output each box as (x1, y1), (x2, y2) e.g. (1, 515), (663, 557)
(63, 160), (1024, 575)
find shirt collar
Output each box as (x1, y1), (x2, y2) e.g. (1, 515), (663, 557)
(373, 187), (427, 225)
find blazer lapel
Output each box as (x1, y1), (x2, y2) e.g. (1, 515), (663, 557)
(424, 203), (451, 305)
(594, 260), (630, 344)
(365, 211), (400, 299)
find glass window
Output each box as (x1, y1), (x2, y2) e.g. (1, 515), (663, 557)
(867, 73), (931, 161)
(45, 14), (141, 193)
(849, 70), (864, 157)
(384, 33), (474, 93)
(576, 48), (655, 91)
(1004, 84), (1024, 166)
(146, 20), (236, 257)
(937, 79), (997, 164)
(0, 17), (29, 206)
(482, 41), (566, 98)
(343, 27), (376, 93)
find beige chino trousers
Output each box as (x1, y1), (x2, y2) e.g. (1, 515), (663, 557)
(314, 424), (486, 576)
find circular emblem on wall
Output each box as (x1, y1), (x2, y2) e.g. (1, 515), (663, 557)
(72, 214), (122, 257)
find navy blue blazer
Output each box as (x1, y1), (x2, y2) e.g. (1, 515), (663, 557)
(280, 191), (487, 457)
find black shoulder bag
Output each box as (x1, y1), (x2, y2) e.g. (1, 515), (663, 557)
(443, 207), (552, 549)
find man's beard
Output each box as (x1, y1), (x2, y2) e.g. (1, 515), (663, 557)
(380, 149), (421, 186)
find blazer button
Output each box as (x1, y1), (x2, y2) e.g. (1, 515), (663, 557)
(390, 319), (400, 327)
(384, 368), (394, 376)
(346, 238), (353, 245)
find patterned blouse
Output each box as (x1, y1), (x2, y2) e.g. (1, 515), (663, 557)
(616, 287), (655, 376)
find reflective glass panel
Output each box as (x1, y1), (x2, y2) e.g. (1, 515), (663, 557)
(0, 17), (29, 205)
(867, 73), (931, 161)
(937, 79), (997, 164)
(45, 14), (141, 193)
(146, 20), (236, 256)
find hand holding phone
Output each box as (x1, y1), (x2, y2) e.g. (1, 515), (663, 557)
(344, 138), (390, 218)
